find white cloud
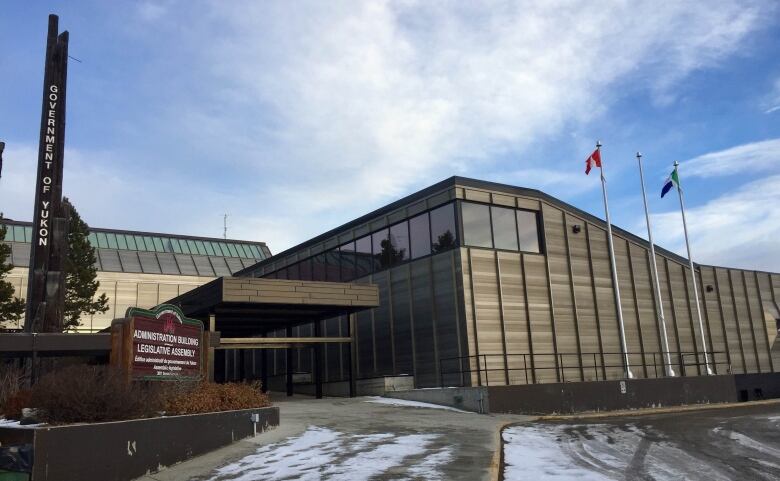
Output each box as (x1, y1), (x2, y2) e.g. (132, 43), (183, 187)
(647, 139), (780, 272)
(763, 78), (780, 114)
(180, 1), (769, 244)
(652, 174), (780, 272)
(682, 138), (780, 178)
(2, 2), (774, 254)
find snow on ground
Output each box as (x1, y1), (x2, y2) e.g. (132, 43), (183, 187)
(209, 426), (452, 481)
(0, 418), (44, 429)
(503, 423), (730, 481)
(363, 396), (470, 412)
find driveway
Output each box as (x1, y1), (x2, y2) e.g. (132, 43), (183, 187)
(137, 394), (530, 481)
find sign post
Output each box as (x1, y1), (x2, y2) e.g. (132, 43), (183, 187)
(25, 14), (70, 333)
(111, 304), (206, 381)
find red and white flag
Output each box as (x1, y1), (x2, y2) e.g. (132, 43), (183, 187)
(585, 149), (601, 175)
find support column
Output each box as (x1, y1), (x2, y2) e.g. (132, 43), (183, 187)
(207, 313), (216, 382)
(348, 314), (357, 397)
(261, 333), (269, 393)
(286, 326), (294, 397)
(314, 321), (323, 399)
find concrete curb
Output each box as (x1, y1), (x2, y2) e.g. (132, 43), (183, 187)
(491, 420), (516, 481)
(537, 398), (780, 421)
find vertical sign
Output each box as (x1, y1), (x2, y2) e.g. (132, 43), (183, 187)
(25, 15), (70, 332)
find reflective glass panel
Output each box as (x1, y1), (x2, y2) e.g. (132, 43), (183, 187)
(372, 228), (390, 270)
(186, 239), (198, 254)
(354, 235), (372, 278)
(227, 244), (239, 257)
(491, 206), (518, 250)
(312, 253), (327, 281)
(96, 232), (109, 248)
(517, 210), (541, 253)
(325, 249), (341, 281)
(299, 258), (313, 281)
(339, 242), (356, 281)
(143, 237), (155, 251)
(430, 203), (457, 253)
(204, 241), (216, 256)
(194, 241), (207, 255)
(106, 233), (119, 249)
(388, 222), (409, 266)
(116, 234), (128, 250)
(14, 225), (25, 242)
(87, 232), (98, 247)
(126, 235), (137, 250)
(153, 237), (165, 252)
(409, 213), (431, 259)
(287, 262), (300, 280)
(135, 236), (148, 251)
(24, 226), (32, 242)
(461, 202), (492, 248)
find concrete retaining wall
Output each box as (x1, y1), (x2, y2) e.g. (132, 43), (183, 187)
(0, 407), (279, 481)
(384, 387), (489, 413)
(487, 375), (738, 414)
(269, 375), (415, 397)
(383, 373), (780, 415)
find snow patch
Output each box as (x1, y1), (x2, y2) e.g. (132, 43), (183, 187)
(364, 396), (470, 412)
(209, 426), (451, 480)
(0, 418), (44, 429)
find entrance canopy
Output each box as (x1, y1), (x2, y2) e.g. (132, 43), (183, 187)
(166, 277), (379, 337)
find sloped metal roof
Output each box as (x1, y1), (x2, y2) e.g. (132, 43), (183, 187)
(1, 219), (271, 277)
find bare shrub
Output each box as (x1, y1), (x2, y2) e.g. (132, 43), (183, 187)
(30, 365), (160, 424)
(2, 364), (271, 424)
(163, 381), (271, 415)
(0, 362), (30, 416)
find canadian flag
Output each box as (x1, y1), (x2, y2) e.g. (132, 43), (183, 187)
(585, 149), (601, 175)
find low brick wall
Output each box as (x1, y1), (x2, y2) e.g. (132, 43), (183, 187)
(0, 407), (278, 481)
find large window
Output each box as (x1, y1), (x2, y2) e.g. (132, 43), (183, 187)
(461, 201), (542, 254)
(339, 242), (356, 281)
(355, 235), (373, 278)
(430, 203), (457, 253)
(461, 202), (492, 248)
(372, 228), (390, 270)
(516, 210), (541, 253)
(409, 213), (431, 259)
(389, 221), (410, 266)
(491, 206), (518, 251)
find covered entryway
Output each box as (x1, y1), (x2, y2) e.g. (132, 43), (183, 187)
(166, 277), (379, 398)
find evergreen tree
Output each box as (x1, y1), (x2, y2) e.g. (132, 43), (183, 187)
(63, 198), (109, 330)
(0, 216), (25, 329)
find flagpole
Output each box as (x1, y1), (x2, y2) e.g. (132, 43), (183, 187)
(673, 161), (713, 375)
(637, 152), (675, 377)
(597, 141), (634, 379)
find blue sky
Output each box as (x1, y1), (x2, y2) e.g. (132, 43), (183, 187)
(1, 1), (780, 271)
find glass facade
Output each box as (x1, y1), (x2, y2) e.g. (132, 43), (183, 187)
(261, 201), (461, 283)
(461, 201), (541, 254)
(259, 199), (542, 283)
(0, 222), (266, 260)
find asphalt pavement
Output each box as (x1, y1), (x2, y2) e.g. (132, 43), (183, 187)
(503, 402), (780, 481)
(135, 394), (529, 481)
